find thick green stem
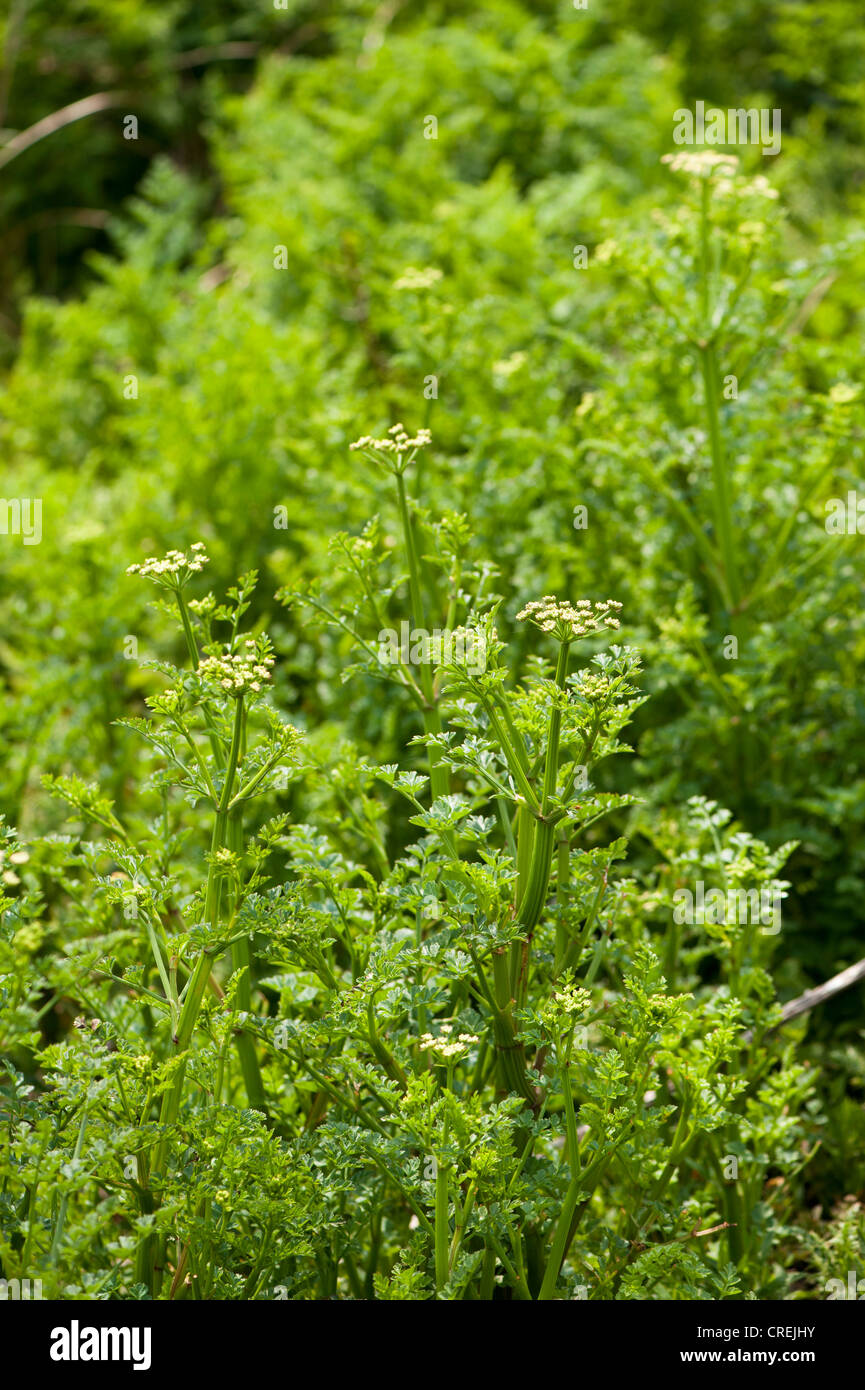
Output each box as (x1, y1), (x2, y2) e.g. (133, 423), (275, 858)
(479, 1247), (496, 1300)
(435, 1158), (451, 1294)
(139, 697), (246, 1294)
(511, 641), (570, 1003)
(449, 1181), (477, 1273)
(395, 472), (450, 804)
(174, 588), (224, 766)
(697, 184), (739, 614)
(560, 1039), (580, 1176)
(700, 343), (740, 612)
(494, 641), (572, 1101)
(538, 1133), (626, 1300)
(228, 807), (266, 1112)
(49, 1104), (88, 1266)
(435, 1098), (451, 1295)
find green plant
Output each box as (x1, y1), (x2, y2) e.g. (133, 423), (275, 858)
(0, 431), (831, 1300)
(2, 0), (864, 1306)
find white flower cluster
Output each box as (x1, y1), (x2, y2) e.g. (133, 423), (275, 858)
(145, 686), (184, 715)
(551, 983), (591, 1016)
(829, 383), (861, 405)
(541, 980), (592, 1033)
(714, 172), (778, 201)
(492, 351), (527, 378)
(737, 220), (767, 245)
(572, 671), (613, 699)
(517, 597), (622, 640)
(198, 639), (274, 697)
(188, 593), (217, 617)
(350, 423), (432, 457)
(661, 152), (778, 202)
(0, 845), (28, 886)
(393, 266), (443, 291)
(418, 1024), (479, 1060)
(661, 150), (739, 177)
(593, 240), (618, 264)
(127, 542), (209, 584)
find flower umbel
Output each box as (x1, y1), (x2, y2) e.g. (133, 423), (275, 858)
(349, 423), (432, 475)
(661, 151), (740, 179)
(198, 637), (275, 698)
(393, 266), (443, 291)
(127, 543), (210, 589)
(418, 1030), (479, 1060)
(517, 597), (622, 643)
(661, 152), (778, 202)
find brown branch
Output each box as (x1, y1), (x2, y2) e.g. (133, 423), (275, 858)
(167, 42), (260, 71)
(0, 27), (323, 174)
(0, 91), (134, 171)
(744, 954), (865, 1043)
(1, 208), (109, 245)
(777, 955), (865, 1024)
(784, 273), (838, 342)
(158, 24), (323, 71)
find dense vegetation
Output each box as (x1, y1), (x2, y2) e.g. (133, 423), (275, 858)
(1, 0), (863, 1301)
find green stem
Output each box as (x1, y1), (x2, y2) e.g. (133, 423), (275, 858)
(697, 188), (739, 613)
(435, 1163), (450, 1294)
(511, 640), (570, 1003)
(395, 471), (450, 807)
(700, 343), (740, 611)
(50, 1104), (88, 1266)
(141, 696), (246, 1294)
(175, 588), (223, 765)
(537, 1131), (627, 1300)
(449, 1181), (477, 1273)
(435, 1098), (451, 1294)
(560, 1038), (580, 1176)
(228, 807), (266, 1112)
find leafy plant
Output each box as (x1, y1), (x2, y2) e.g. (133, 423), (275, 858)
(0, 432), (832, 1299)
